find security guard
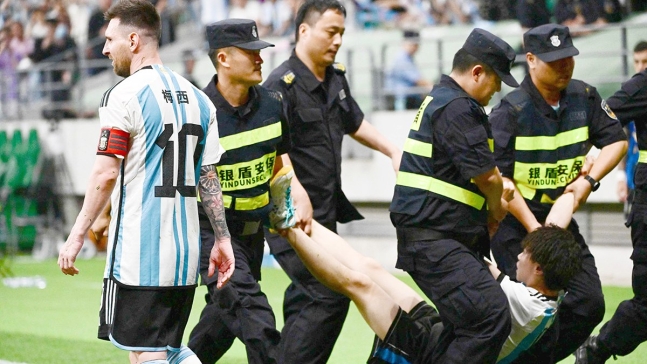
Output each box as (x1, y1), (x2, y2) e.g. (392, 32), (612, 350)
(575, 70), (647, 363)
(186, 19), (294, 364)
(489, 24), (627, 362)
(390, 28), (519, 364)
(263, 0), (403, 363)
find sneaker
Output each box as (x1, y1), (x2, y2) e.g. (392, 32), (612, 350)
(269, 165), (296, 230)
(574, 335), (611, 364)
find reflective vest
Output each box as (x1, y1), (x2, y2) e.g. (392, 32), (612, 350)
(201, 86), (284, 220)
(508, 81), (591, 203)
(390, 85), (489, 220)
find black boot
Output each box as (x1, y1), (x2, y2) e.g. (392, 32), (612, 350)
(574, 336), (611, 364)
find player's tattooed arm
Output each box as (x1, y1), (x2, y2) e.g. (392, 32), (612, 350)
(199, 164), (231, 241)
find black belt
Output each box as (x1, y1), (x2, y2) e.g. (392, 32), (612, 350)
(396, 226), (481, 250)
(200, 219), (261, 236)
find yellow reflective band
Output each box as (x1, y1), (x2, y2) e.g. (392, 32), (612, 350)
(513, 156), (586, 200)
(217, 151), (276, 192)
(515, 127), (588, 151)
(396, 171), (485, 210)
(403, 138), (432, 158)
(639, 150), (647, 163)
(221, 193), (269, 210)
(219, 121), (282, 151)
(488, 138), (494, 152)
(410, 96), (433, 132)
(223, 195), (232, 208)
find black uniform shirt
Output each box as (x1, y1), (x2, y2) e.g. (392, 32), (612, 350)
(607, 70), (647, 193)
(391, 75), (496, 235)
(490, 75), (626, 216)
(264, 51), (364, 227)
(202, 74), (291, 221)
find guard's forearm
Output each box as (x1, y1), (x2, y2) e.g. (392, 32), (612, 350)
(350, 120), (399, 158)
(589, 140), (627, 181)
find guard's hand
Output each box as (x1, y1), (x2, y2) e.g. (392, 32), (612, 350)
(208, 238), (235, 289)
(564, 177), (592, 212)
(58, 234), (85, 275)
(580, 155), (595, 176)
(617, 180), (628, 203)
(502, 179), (515, 203)
(291, 180), (313, 235)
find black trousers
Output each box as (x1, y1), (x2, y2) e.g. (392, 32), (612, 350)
(188, 220), (280, 364)
(597, 202), (647, 356)
(265, 224), (351, 364)
(396, 230), (511, 364)
(491, 214), (605, 362)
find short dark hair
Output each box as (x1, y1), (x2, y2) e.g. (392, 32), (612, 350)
(634, 41), (647, 53)
(105, 0), (161, 44)
(521, 225), (582, 292)
(294, 0), (346, 41)
(451, 48), (494, 75)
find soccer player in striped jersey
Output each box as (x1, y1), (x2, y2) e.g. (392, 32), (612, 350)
(57, 1), (235, 363)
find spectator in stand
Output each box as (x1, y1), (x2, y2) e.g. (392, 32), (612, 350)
(181, 49), (199, 88)
(430, 0), (479, 25)
(259, 0), (293, 37)
(30, 9), (77, 119)
(384, 29), (431, 110)
(517, 0), (551, 31)
(86, 0), (111, 75)
(0, 25), (19, 119)
(228, 0), (262, 23)
(554, 0), (607, 35)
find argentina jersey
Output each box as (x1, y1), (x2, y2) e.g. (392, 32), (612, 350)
(497, 276), (561, 364)
(99, 64), (223, 287)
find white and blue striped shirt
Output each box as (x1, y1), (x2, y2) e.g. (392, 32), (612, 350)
(100, 64), (223, 287)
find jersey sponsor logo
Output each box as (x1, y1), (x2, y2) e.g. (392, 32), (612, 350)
(601, 99), (618, 120)
(217, 151), (276, 191)
(410, 96), (433, 132)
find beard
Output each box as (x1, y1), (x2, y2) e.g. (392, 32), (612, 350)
(113, 55), (131, 78)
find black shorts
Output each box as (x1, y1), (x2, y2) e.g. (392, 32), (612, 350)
(98, 278), (195, 351)
(368, 301), (443, 364)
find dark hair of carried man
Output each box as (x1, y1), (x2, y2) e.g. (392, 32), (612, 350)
(521, 225), (582, 292)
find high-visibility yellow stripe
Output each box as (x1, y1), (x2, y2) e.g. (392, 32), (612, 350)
(488, 138), (494, 152)
(219, 122), (282, 151)
(217, 151), (276, 192)
(639, 150), (647, 163)
(221, 192), (269, 210)
(403, 138), (432, 158)
(410, 96), (433, 132)
(515, 127), (588, 151)
(396, 171), (485, 209)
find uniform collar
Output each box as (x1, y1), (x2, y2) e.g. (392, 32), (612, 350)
(288, 50), (334, 92)
(520, 75), (568, 118)
(203, 74), (259, 117)
(439, 74), (482, 109)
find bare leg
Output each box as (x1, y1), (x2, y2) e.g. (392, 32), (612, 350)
(285, 227), (403, 339)
(307, 220), (424, 312)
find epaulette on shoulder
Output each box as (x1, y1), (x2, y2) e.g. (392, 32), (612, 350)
(281, 70), (296, 86)
(332, 62), (346, 74)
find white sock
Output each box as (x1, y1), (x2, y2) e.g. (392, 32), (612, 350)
(167, 345), (201, 364)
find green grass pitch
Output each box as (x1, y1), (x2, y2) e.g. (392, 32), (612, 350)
(1, 257), (645, 363)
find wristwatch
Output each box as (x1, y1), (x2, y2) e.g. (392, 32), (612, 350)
(584, 175), (600, 191)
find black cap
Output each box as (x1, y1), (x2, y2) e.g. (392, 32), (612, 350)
(403, 30), (420, 41)
(206, 19), (274, 50)
(524, 24), (579, 62)
(461, 28), (519, 87)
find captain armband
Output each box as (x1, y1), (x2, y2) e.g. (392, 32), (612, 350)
(97, 127), (130, 157)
